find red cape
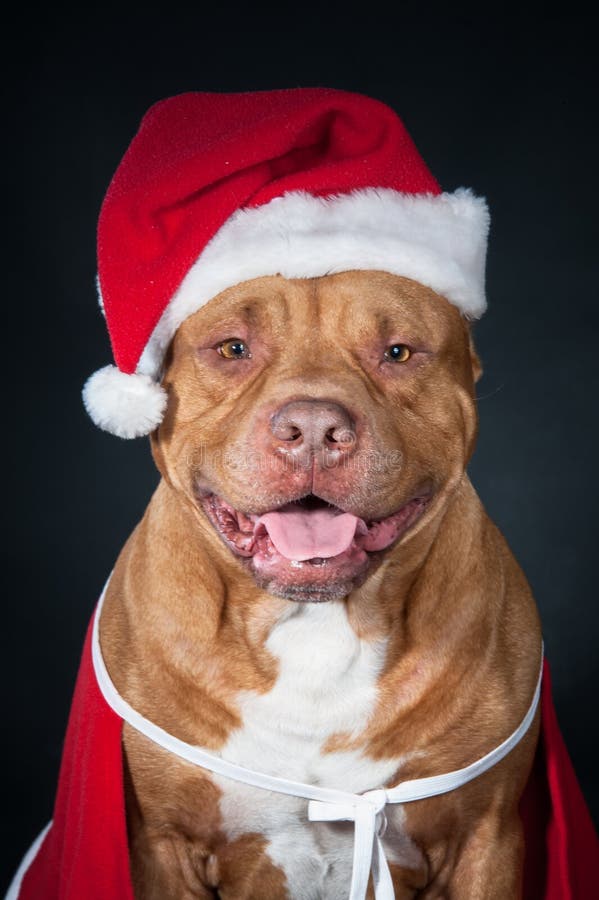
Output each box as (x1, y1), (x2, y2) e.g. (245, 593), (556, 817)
(13, 613), (599, 899)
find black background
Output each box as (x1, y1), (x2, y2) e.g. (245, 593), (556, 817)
(2, 7), (598, 891)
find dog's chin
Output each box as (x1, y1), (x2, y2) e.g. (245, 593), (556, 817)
(249, 544), (374, 603)
(252, 576), (365, 604)
(197, 490), (432, 602)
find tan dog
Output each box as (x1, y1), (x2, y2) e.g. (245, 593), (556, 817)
(98, 270), (542, 898)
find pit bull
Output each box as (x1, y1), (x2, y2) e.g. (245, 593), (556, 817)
(9, 88), (598, 900)
(98, 271), (542, 898)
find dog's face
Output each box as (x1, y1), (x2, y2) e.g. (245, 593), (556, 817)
(152, 271), (481, 601)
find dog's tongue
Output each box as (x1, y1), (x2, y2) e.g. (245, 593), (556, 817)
(257, 506), (360, 561)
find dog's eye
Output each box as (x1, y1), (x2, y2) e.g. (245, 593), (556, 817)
(217, 338), (251, 359)
(384, 343), (411, 363)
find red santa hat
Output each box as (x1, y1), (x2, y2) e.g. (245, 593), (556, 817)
(83, 88), (490, 438)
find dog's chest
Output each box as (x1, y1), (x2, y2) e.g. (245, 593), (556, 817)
(212, 602), (420, 898)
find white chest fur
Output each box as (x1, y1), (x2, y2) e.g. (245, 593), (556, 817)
(215, 601), (421, 898)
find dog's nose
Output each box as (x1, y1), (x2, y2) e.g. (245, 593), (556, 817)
(270, 399), (356, 465)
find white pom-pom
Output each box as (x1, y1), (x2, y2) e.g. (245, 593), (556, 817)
(82, 365), (168, 439)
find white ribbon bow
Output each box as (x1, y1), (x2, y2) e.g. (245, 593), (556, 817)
(309, 788), (394, 900)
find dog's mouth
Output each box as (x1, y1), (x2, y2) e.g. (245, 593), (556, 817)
(198, 490), (431, 600)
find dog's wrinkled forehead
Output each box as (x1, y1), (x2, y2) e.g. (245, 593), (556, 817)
(174, 271), (469, 354)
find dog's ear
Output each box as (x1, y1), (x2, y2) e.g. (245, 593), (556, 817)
(467, 325), (483, 384)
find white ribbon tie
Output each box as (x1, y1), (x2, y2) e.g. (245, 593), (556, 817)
(309, 788), (394, 900)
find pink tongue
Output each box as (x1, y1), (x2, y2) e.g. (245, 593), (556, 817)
(257, 507), (360, 561)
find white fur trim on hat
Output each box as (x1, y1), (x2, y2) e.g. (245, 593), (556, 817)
(137, 187), (489, 379)
(82, 365), (168, 439)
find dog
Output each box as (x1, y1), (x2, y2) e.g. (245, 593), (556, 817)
(13, 88), (598, 900)
(97, 270), (542, 898)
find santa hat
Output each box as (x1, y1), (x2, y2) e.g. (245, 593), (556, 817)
(83, 88), (490, 439)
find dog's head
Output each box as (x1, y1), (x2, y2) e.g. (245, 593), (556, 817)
(151, 270), (481, 602)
